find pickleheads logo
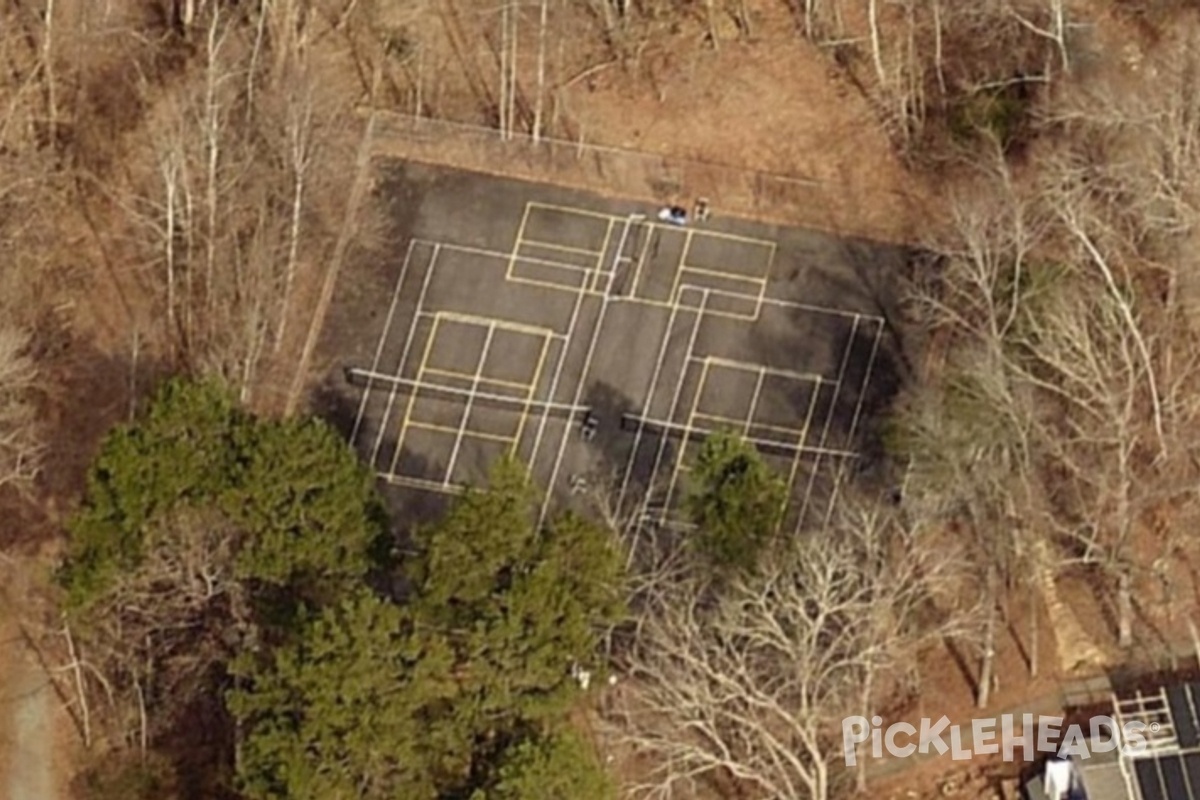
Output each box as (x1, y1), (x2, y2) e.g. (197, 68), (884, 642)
(842, 714), (1157, 766)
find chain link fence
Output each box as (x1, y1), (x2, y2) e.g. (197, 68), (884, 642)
(367, 110), (919, 243)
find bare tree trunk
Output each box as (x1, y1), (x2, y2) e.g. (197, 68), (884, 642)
(868, 0), (886, 88)
(274, 88), (312, 354)
(1029, 579), (1039, 678)
(533, 0), (547, 142)
(932, 0), (945, 96)
(203, 9), (222, 324)
(704, 0), (720, 50)
(499, 2), (509, 137)
(62, 620), (90, 748)
(977, 569), (997, 708)
(43, 0), (56, 137)
(508, 0), (518, 138)
(855, 666), (874, 792)
(162, 155), (178, 336)
(1117, 567), (1133, 649)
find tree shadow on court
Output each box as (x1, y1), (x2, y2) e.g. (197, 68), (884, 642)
(753, 301), (907, 502)
(580, 380), (639, 474)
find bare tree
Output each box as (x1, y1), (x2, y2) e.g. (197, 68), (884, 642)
(0, 324), (39, 493)
(116, 3), (347, 401)
(69, 506), (251, 748)
(610, 493), (979, 799)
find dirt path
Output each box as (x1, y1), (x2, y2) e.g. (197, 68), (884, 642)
(0, 620), (60, 800)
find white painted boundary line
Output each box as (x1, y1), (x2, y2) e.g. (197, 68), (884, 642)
(525, 236), (592, 475)
(644, 288), (709, 527)
(615, 281), (687, 523)
(444, 323), (497, 487)
(821, 318), (885, 529)
(784, 381), (824, 523)
(745, 367), (766, 437)
(351, 239), (416, 446)
(383, 473), (466, 495)
(369, 244), (439, 468)
(796, 312), (860, 532)
(538, 213), (640, 527)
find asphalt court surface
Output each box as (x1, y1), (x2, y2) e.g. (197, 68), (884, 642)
(316, 162), (910, 531)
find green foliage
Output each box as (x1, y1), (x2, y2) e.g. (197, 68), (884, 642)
(229, 591), (461, 800)
(471, 728), (616, 800)
(60, 379), (247, 608)
(225, 416), (387, 602)
(232, 457), (625, 800)
(686, 431), (786, 575)
(60, 377), (385, 613)
(411, 458), (624, 725)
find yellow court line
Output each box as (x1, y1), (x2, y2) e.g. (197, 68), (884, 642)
(422, 366), (532, 392)
(519, 239), (603, 257)
(668, 229), (695, 311)
(407, 420), (517, 445)
(507, 203), (533, 283)
(691, 411), (808, 440)
(512, 333), (552, 457)
(390, 316), (442, 476)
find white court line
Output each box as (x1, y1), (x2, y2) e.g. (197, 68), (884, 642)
(744, 366), (766, 437)
(796, 312), (860, 531)
(752, 293), (885, 324)
(644, 289), (709, 527)
(821, 318), (885, 529)
(383, 473), (466, 495)
(691, 355), (829, 386)
(589, 219), (615, 294)
(525, 256), (592, 477)
(538, 214), (640, 527)
(369, 244), (440, 468)
(659, 356), (708, 520)
(351, 239), (416, 446)
(782, 379), (823, 524)
(444, 322), (497, 487)
(615, 283), (688, 522)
